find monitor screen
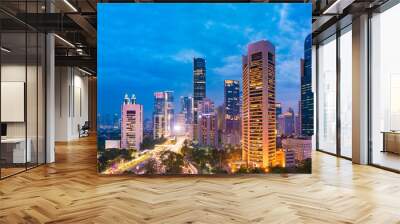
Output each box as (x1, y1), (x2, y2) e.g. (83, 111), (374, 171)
(1, 123), (7, 137)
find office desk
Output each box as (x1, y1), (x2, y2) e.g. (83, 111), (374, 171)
(1, 138), (31, 164)
(382, 131), (400, 154)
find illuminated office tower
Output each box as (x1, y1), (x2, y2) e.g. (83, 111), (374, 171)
(275, 102), (282, 136)
(164, 91), (174, 137)
(153, 92), (165, 139)
(198, 97), (214, 114)
(278, 110), (295, 136)
(297, 100), (302, 135)
(121, 94), (143, 150)
(223, 80), (241, 145)
(276, 103), (282, 117)
(301, 34), (314, 136)
(180, 96), (194, 138)
(242, 40), (276, 168)
(153, 91), (174, 139)
(174, 113), (186, 136)
(180, 96), (193, 124)
(287, 107), (295, 135)
(193, 58), (206, 140)
(197, 98), (218, 147)
(278, 114), (284, 136)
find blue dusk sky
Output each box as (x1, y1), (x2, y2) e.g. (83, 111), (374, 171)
(98, 3), (311, 120)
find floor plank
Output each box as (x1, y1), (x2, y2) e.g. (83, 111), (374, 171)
(0, 136), (399, 224)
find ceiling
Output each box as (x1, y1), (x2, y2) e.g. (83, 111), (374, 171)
(0, 0), (97, 74)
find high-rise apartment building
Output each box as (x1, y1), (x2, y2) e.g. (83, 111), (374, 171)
(242, 40), (276, 168)
(121, 94), (143, 150)
(301, 34), (314, 137)
(193, 58), (206, 140)
(223, 80), (241, 146)
(153, 91), (174, 139)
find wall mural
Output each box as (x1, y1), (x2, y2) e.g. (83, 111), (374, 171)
(97, 3), (313, 175)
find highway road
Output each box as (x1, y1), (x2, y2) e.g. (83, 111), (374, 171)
(103, 135), (197, 174)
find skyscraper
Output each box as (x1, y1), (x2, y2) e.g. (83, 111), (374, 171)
(197, 98), (218, 147)
(121, 94), (143, 150)
(276, 103), (282, 117)
(242, 40), (276, 169)
(153, 91), (174, 139)
(164, 91), (174, 137)
(180, 96), (193, 125)
(301, 34), (314, 136)
(295, 113), (301, 136)
(287, 107), (295, 135)
(193, 58), (206, 140)
(180, 96), (193, 138)
(276, 102), (282, 136)
(295, 100), (301, 136)
(174, 113), (186, 136)
(278, 111), (295, 136)
(223, 80), (241, 146)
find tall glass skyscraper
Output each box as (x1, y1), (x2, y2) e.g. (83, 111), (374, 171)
(180, 96), (193, 124)
(193, 58), (206, 122)
(223, 80), (241, 145)
(276, 102), (282, 117)
(153, 91), (174, 139)
(193, 58), (206, 140)
(242, 40), (276, 169)
(301, 34), (314, 137)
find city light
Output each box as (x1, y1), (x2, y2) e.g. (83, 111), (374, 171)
(174, 125), (182, 132)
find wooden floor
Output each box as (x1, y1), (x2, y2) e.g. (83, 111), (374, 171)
(0, 136), (400, 224)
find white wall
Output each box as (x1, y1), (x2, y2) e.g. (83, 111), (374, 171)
(370, 4), (400, 157)
(55, 67), (89, 141)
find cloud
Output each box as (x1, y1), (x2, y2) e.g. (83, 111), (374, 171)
(204, 20), (215, 29)
(276, 57), (301, 87)
(221, 23), (240, 31)
(212, 55), (242, 77)
(171, 49), (204, 63)
(278, 4), (295, 33)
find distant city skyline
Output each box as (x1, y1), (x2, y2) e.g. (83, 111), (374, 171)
(98, 3), (311, 120)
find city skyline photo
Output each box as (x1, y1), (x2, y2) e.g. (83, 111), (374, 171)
(98, 3), (313, 175)
(98, 3), (311, 120)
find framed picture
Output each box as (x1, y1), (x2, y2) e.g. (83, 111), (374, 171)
(97, 3), (312, 175)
